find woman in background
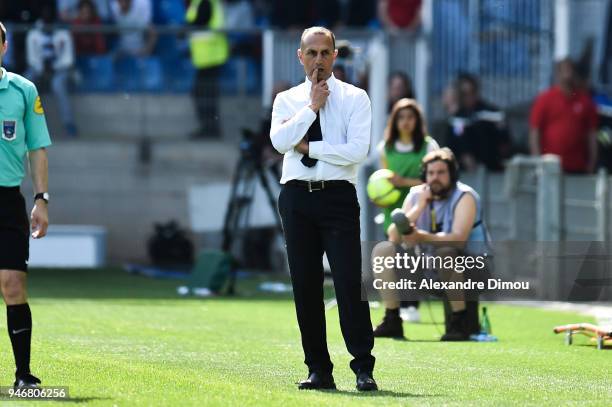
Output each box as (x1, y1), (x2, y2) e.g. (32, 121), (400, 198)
(374, 98), (439, 338)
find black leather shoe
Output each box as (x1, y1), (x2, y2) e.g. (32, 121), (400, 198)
(14, 373), (41, 390)
(373, 308), (404, 338)
(356, 371), (378, 391)
(297, 372), (336, 390)
(441, 310), (470, 341)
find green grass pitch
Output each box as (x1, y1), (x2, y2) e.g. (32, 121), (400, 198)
(0, 268), (610, 406)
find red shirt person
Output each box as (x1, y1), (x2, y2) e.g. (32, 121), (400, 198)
(378, 0), (422, 32)
(529, 58), (598, 173)
(72, 0), (107, 55)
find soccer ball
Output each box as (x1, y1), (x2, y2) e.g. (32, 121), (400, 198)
(367, 169), (401, 207)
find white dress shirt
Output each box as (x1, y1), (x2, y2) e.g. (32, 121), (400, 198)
(270, 74), (371, 185)
(111, 0), (153, 55)
(26, 25), (75, 74)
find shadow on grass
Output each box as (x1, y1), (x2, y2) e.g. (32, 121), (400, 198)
(315, 389), (443, 398)
(574, 343), (611, 350)
(374, 337), (442, 343)
(55, 397), (112, 403)
(0, 396), (110, 403)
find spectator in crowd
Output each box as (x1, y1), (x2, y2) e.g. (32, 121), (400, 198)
(388, 71), (414, 112)
(58, 0), (112, 22)
(445, 72), (511, 172)
(224, 0), (255, 28)
(441, 82), (459, 117)
(265, 0), (376, 29)
(0, 1), (53, 23)
(375, 98), (439, 328)
(529, 58), (599, 173)
(312, 0), (339, 27)
(111, 0), (157, 57)
(71, 0), (107, 55)
(223, 0), (257, 57)
(186, 0), (229, 139)
(318, 0), (376, 28)
(340, 0), (377, 27)
(251, 0), (272, 26)
(269, 0), (310, 29)
(0, 1), (56, 73)
(378, 0), (422, 33)
(26, 5), (78, 137)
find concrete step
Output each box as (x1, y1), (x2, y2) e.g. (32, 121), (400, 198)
(22, 140), (244, 264)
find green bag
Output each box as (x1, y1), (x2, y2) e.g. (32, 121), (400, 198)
(189, 250), (233, 293)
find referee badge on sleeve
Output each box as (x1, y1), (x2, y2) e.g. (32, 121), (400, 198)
(34, 96), (45, 115)
(2, 120), (17, 141)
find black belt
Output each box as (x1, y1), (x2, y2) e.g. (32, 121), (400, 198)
(285, 180), (351, 192)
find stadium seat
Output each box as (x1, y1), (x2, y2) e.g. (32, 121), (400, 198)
(220, 57), (261, 95)
(139, 57), (164, 92)
(115, 56), (164, 92)
(76, 56), (115, 92)
(153, 0), (186, 24)
(114, 56), (140, 91)
(155, 35), (180, 61)
(165, 57), (196, 93)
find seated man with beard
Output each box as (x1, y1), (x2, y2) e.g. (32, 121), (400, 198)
(372, 148), (491, 341)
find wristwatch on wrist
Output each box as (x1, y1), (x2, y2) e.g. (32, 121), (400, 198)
(34, 192), (49, 204)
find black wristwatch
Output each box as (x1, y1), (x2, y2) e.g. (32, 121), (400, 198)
(34, 192), (49, 204)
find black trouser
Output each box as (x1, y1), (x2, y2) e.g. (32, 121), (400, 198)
(0, 187), (30, 272)
(192, 66), (221, 137)
(278, 182), (375, 375)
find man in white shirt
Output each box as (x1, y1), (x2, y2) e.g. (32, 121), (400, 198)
(26, 5), (77, 137)
(110, 0), (156, 56)
(270, 26), (377, 392)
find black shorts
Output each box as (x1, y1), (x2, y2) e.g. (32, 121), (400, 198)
(0, 186), (29, 272)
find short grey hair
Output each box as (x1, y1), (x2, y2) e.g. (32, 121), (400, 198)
(300, 26), (336, 50)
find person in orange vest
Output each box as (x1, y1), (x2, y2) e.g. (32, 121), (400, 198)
(186, 0), (229, 139)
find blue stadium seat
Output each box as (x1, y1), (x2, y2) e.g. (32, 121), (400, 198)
(114, 56), (140, 91)
(139, 57), (164, 92)
(165, 57), (196, 93)
(155, 35), (181, 61)
(76, 56), (114, 92)
(115, 56), (164, 92)
(220, 57), (261, 95)
(153, 0), (186, 24)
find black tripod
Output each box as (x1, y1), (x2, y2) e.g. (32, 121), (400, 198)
(221, 135), (284, 295)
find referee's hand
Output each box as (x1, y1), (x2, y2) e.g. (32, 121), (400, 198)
(31, 202), (49, 239)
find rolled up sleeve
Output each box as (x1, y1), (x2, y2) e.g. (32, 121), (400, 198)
(308, 90), (371, 166)
(270, 93), (317, 154)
